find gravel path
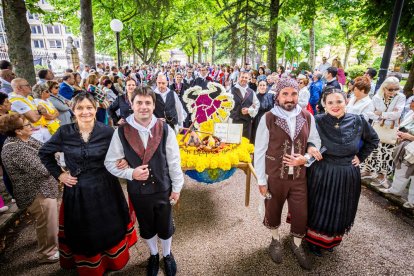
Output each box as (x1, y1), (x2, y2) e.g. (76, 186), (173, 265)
(1, 170), (414, 275)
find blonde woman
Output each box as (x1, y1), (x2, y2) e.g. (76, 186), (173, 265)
(32, 83), (60, 135)
(363, 77), (406, 185)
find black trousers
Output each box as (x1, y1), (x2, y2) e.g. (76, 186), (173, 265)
(129, 190), (174, 240)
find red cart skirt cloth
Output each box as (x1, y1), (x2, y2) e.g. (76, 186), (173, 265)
(58, 202), (138, 276)
(305, 228), (343, 249)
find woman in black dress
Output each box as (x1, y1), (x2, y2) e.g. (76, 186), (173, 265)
(251, 80), (274, 143)
(305, 89), (379, 256)
(39, 92), (137, 275)
(109, 78), (137, 125)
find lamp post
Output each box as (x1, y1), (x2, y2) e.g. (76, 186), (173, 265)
(296, 46), (302, 68)
(203, 41), (209, 64)
(110, 19), (124, 67)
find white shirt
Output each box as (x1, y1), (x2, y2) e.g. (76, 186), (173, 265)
(154, 88), (187, 129)
(104, 115), (184, 193)
(298, 87), (310, 109)
(81, 70), (89, 80)
(367, 92), (406, 126)
(317, 62), (331, 74)
(254, 105), (321, 186)
(346, 95), (375, 121)
(9, 93), (35, 114)
(234, 83), (260, 117)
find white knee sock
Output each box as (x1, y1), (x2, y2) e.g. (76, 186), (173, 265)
(144, 235), (158, 255)
(293, 237), (302, 247)
(271, 229), (280, 241)
(160, 237), (172, 257)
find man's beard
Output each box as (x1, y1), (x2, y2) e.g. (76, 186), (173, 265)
(279, 102), (297, 111)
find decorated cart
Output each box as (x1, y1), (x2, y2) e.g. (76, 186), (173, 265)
(177, 82), (257, 206)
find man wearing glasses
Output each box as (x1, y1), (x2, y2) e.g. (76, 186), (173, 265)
(9, 78), (50, 142)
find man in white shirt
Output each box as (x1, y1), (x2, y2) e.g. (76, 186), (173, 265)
(105, 86), (183, 276)
(153, 75), (186, 132)
(80, 64), (90, 80)
(9, 78), (50, 142)
(317, 57), (331, 74)
(254, 78), (321, 270)
(229, 71), (260, 140)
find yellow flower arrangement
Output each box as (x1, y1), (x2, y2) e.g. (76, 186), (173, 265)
(177, 135), (254, 172)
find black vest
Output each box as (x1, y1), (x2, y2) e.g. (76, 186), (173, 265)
(154, 91), (178, 128)
(118, 122), (171, 195)
(230, 87), (254, 122)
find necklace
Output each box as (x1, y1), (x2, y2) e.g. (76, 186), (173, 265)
(335, 123), (339, 129)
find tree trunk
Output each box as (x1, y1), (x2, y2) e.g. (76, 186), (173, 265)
(80, 0), (96, 67)
(2, 0), (35, 84)
(282, 40), (286, 67)
(309, 19), (316, 69)
(403, 59), (414, 97)
(211, 32), (216, 65)
(267, 0), (280, 72)
(192, 46), (195, 64)
(197, 30), (202, 63)
(230, 23), (238, 65)
(343, 42), (352, 70)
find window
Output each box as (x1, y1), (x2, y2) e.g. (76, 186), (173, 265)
(33, 39), (44, 48)
(40, 0), (48, 4)
(74, 40), (80, 48)
(31, 25), (42, 34)
(27, 12), (39, 20)
(64, 26), (71, 34)
(49, 39), (62, 48)
(46, 25), (60, 34)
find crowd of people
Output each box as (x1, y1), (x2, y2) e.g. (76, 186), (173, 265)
(0, 56), (412, 274)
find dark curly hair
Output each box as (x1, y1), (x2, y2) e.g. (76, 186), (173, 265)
(0, 114), (25, 137)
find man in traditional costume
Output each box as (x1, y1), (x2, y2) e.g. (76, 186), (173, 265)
(254, 78), (322, 270)
(105, 86), (184, 276)
(229, 71), (260, 140)
(154, 74), (186, 132)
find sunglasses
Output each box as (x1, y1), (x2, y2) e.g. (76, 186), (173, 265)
(385, 87), (400, 92)
(53, 86), (59, 89)
(298, 82), (304, 84)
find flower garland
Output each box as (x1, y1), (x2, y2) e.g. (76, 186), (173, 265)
(183, 82), (234, 128)
(178, 135), (254, 172)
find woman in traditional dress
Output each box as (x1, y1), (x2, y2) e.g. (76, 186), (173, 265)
(39, 92), (137, 275)
(108, 78), (137, 125)
(306, 89), (379, 256)
(251, 80), (274, 144)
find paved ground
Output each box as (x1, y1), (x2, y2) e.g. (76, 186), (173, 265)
(0, 170), (414, 275)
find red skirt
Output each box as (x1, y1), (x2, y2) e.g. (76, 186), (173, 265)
(58, 202), (138, 276)
(305, 228), (343, 249)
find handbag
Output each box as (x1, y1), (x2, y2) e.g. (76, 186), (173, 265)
(372, 119), (398, 145)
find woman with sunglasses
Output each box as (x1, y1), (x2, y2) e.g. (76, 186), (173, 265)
(0, 114), (59, 263)
(32, 83), (60, 135)
(306, 89), (379, 255)
(362, 77), (406, 186)
(47, 80), (72, 125)
(39, 92), (137, 275)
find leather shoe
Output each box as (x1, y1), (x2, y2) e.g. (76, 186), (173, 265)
(269, 238), (282, 263)
(290, 239), (311, 270)
(308, 243), (322, 257)
(163, 253), (177, 276)
(146, 253), (159, 276)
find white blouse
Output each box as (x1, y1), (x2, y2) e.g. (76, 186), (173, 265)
(346, 95), (375, 121)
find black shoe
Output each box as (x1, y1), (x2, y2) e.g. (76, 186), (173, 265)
(308, 243), (322, 257)
(146, 254), (159, 276)
(163, 253), (177, 276)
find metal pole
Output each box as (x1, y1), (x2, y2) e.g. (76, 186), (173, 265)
(116, 31), (121, 67)
(375, 0), (405, 91)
